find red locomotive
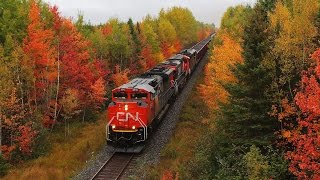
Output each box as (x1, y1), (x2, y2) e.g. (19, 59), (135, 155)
(106, 35), (213, 152)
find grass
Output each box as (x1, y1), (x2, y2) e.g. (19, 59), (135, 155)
(3, 112), (107, 180)
(145, 74), (214, 179)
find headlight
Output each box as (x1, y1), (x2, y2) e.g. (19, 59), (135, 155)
(125, 104), (128, 111)
(111, 125), (116, 129)
(132, 126), (136, 130)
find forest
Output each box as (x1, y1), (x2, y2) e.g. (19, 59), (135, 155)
(0, 0), (213, 176)
(171, 0), (319, 179)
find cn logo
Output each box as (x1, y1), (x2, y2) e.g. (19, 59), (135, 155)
(116, 112), (139, 122)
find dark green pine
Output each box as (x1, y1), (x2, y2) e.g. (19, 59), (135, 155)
(220, 0), (277, 147)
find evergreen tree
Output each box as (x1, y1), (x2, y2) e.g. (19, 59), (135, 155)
(220, 0), (277, 147)
(127, 18), (141, 55)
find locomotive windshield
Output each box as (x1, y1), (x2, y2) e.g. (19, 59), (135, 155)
(113, 91), (127, 99)
(131, 93), (148, 99)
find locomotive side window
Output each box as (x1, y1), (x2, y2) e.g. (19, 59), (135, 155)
(113, 92), (127, 99)
(131, 93), (148, 99)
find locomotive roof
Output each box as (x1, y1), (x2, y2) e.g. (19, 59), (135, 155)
(161, 60), (181, 66)
(143, 65), (174, 80)
(168, 54), (184, 60)
(115, 76), (161, 93)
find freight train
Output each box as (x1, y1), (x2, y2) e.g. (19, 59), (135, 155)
(106, 35), (214, 152)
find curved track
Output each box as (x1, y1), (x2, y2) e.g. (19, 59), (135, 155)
(91, 153), (134, 180)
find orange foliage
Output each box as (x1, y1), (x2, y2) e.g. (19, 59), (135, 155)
(140, 44), (156, 71)
(161, 39), (182, 59)
(42, 115), (55, 128)
(161, 170), (179, 180)
(173, 39), (182, 52)
(198, 31), (243, 109)
(102, 23), (112, 36)
(111, 65), (130, 87)
(277, 98), (297, 122)
(90, 77), (107, 110)
(1, 145), (16, 160)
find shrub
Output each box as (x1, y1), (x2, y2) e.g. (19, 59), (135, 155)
(0, 155), (10, 177)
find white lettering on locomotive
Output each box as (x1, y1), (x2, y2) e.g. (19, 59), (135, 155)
(116, 112), (139, 122)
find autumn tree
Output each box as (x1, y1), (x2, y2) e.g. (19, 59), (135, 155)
(198, 31), (243, 110)
(23, 1), (56, 110)
(158, 17), (179, 58)
(0, 89), (37, 161)
(285, 48), (320, 179)
(139, 21), (163, 70)
(220, 5), (252, 41)
(197, 23), (214, 42)
(162, 7), (198, 46)
(198, 4), (250, 110)
(58, 19), (105, 121)
(89, 28), (109, 63)
(266, 0), (318, 103)
(111, 65), (129, 87)
(37, 5), (107, 125)
(104, 18), (133, 69)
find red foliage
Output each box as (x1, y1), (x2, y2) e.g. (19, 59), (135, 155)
(58, 19), (98, 110)
(286, 48), (320, 179)
(23, 1), (55, 100)
(15, 123), (38, 155)
(173, 39), (182, 53)
(50, 5), (62, 32)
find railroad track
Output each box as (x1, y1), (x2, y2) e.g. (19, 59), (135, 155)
(91, 152), (134, 180)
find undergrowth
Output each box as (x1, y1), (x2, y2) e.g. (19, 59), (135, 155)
(3, 113), (106, 180)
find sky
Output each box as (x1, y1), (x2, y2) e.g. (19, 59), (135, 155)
(43, 0), (256, 27)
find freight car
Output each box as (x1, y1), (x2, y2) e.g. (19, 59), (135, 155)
(106, 35), (213, 152)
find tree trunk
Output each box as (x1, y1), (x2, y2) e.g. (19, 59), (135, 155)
(53, 46), (60, 130)
(17, 73), (24, 108)
(82, 108), (86, 123)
